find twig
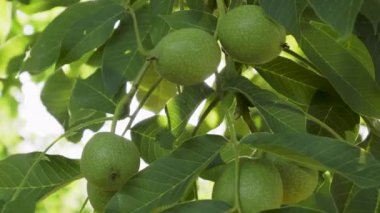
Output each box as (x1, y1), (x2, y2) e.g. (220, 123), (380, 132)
(191, 97), (220, 136)
(122, 77), (163, 136)
(79, 197), (89, 213)
(111, 61), (150, 133)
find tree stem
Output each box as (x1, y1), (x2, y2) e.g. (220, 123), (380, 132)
(215, 0), (226, 38)
(79, 197), (89, 213)
(122, 77), (163, 136)
(236, 94), (256, 133)
(226, 107), (242, 213)
(111, 61), (150, 133)
(304, 112), (344, 140)
(127, 6), (149, 56)
(281, 44), (319, 72)
(191, 96), (220, 136)
(241, 108), (257, 133)
(193, 183), (198, 200)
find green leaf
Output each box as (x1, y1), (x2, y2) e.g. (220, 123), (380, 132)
(365, 133), (380, 162)
(331, 174), (379, 213)
(101, 7), (152, 94)
(255, 57), (332, 106)
(106, 135), (227, 212)
(157, 130), (176, 150)
(67, 100), (106, 142)
(68, 103), (105, 127)
(41, 69), (106, 142)
(241, 133), (380, 188)
(1, 197), (35, 213)
(18, 0), (79, 14)
(186, 0), (207, 11)
(41, 70), (75, 125)
(301, 21), (380, 119)
(364, 35), (380, 84)
(364, 118), (380, 138)
(71, 69), (120, 114)
(165, 83), (213, 137)
(131, 115), (172, 164)
(149, 0), (175, 45)
(58, 3), (124, 65)
(263, 206), (324, 213)
(260, 0), (308, 40)
(330, 174), (356, 213)
(161, 10), (217, 34)
(307, 91), (360, 142)
(354, 15), (380, 84)
(360, 0), (380, 33)
(162, 200), (231, 213)
(98, 0), (124, 5)
(223, 76), (306, 133)
(0, 153), (81, 210)
(308, 0), (363, 36)
(343, 187), (379, 212)
(86, 45), (105, 67)
(299, 174), (337, 213)
(22, 1), (121, 74)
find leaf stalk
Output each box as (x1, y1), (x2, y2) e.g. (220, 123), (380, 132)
(122, 77), (163, 136)
(226, 106), (242, 213)
(126, 5), (149, 56)
(111, 61), (150, 133)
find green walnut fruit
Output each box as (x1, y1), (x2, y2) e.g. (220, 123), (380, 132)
(217, 5), (286, 64)
(80, 132), (140, 191)
(274, 161), (319, 204)
(87, 182), (115, 213)
(212, 158), (283, 212)
(151, 28), (221, 86)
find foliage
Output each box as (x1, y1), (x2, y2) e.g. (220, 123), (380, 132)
(1, 0), (380, 212)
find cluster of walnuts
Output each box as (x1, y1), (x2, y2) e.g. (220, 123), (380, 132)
(79, 5), (318, 213)
(80, 132), (140, 212)
(151, 5), (286, 86)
